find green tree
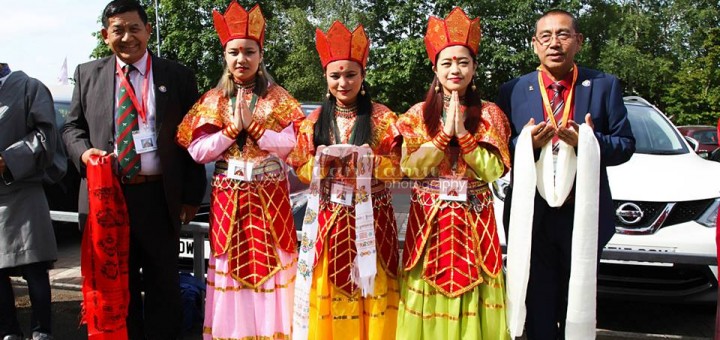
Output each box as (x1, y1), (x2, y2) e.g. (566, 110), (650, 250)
(664, 28), (720, 125)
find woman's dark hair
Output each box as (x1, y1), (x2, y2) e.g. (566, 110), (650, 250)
(102, 0), (148, 28)
(314, 80), (373, 147)
(422, 54), (482, 138)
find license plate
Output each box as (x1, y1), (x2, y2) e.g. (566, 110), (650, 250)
(179, 238), (210, 259)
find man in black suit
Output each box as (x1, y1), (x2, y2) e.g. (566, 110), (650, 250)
(61, 1), (206, 338)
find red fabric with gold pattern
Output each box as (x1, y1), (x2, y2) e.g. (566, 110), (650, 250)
(403, 185), (501, 297)
(424, 7), (481, 65)
(81, 155), (130, 339)
(473, 103), (512, 172)
(315, 21), (370, 68)
(313, 187), (398, 296)
(210, 176), (295, 288)
(212, 1), (265, 47)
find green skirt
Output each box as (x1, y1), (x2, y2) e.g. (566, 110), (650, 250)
(396, 264), (510, 340)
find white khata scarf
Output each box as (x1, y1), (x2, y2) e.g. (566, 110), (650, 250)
(292, 144), (377, 340)
(506, 124), (600, 339)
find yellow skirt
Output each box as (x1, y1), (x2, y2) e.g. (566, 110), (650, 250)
(308, 244), (399, 340)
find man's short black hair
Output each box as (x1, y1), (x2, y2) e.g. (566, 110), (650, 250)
(536, 9), (580, 33)
(102, 0), (148, 28)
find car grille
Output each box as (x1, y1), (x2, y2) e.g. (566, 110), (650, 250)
(598, 262), (717, 302)
(614, 199), (714, 234)
(665, 199), (714, 226)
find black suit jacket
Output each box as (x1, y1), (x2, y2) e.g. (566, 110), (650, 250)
(61, 53), (206, 234)
(496, 67), (636, 246)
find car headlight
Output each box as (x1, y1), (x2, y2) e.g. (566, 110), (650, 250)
(696, 198), (720, 228)
(491, 178), (510, 202)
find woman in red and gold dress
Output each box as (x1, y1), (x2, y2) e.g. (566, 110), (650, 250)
(288, 21), (401, 340)
(175, 2), (304, 339)
(395, 7), (511, 339)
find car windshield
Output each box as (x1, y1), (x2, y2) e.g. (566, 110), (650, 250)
(693, 130), (718, 145)
(54, 101), (71, 127)
(626, 104), (688, 155)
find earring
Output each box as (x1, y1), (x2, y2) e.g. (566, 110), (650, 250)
(326, 91), (331, 99)
(471, 82), (477, 91)
(360, 85), (366, 96)
(258, 69), (264, 77)
(434, 85), (440, 92)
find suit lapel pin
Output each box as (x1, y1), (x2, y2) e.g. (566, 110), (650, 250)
(158, 85), (167, 93)
(582, 80), (591, 87)
(529, 85), (534, 91)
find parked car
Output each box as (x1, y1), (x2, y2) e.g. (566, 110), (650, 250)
(300, 102), (321, 116)
(677, 125), (718, 160)
(45, 85), (80, 219)
(491, 96), (720, 302)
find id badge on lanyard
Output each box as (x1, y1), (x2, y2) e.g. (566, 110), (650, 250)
(132, 129), (157, 154)
(330, 183), (354, 206)
(227, 159), (254, 182)
(439, 178), (468, 202)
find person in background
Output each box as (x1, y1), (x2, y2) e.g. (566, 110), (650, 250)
(0, 63), (61, 340)
(61, 0), (206, 338)
(287, 20), (402, 340)
(175, 1), (305, 339)
(394, 7), (511, 339)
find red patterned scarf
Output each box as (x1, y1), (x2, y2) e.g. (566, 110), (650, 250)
(81, 155), (130, 339)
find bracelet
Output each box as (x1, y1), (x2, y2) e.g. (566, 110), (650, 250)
(222, 125), (239, 139)
(437, 130), (452, 143)
(458, 132), (476, 154)
(432, 133), (450, 151)
(247, 121), (266, 140)
(228, 122), (240, 135)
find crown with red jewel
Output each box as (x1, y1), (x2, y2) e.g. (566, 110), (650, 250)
(213, 1), (266, 48)
(315, 21), (370, 69)
(424, 7), (481, 65)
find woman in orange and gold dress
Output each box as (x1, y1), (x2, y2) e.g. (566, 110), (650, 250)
(175, 2), (304, 339)
(287, 21), (401, 340)
(395, 7), (511, 339)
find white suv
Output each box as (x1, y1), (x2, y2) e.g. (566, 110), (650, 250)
(491, 96), (720, 302)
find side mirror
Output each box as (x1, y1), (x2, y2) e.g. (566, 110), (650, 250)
(710, 148), (720, 162)
(684, 136), (699, 151)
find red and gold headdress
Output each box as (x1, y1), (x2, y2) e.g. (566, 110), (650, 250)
(315, 21), (370, 69)
(424, 7), (481, 65)
(213, 1), (266, 48)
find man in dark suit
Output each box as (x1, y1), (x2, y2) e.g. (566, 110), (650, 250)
(61, 1), (206, 338)
(496, 9), (635, 339)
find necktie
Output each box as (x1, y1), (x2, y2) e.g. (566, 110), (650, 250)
(116, 64), (141, 179)
(549, 82), (565, 146)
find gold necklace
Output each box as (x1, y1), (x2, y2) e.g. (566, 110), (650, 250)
(335, 104), (358, 118)
(234, 81), (255, 91)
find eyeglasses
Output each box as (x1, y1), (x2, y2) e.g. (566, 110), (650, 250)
(535, 32), (577, 46)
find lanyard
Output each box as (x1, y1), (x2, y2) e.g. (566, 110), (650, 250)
(116, 56), (152, 123)
(537, 65), (578, 129)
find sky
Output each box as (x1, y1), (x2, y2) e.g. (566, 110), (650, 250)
(0, 1), (111, 86)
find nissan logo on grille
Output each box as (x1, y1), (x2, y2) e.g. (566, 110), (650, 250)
(616, 202), (644, 225)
